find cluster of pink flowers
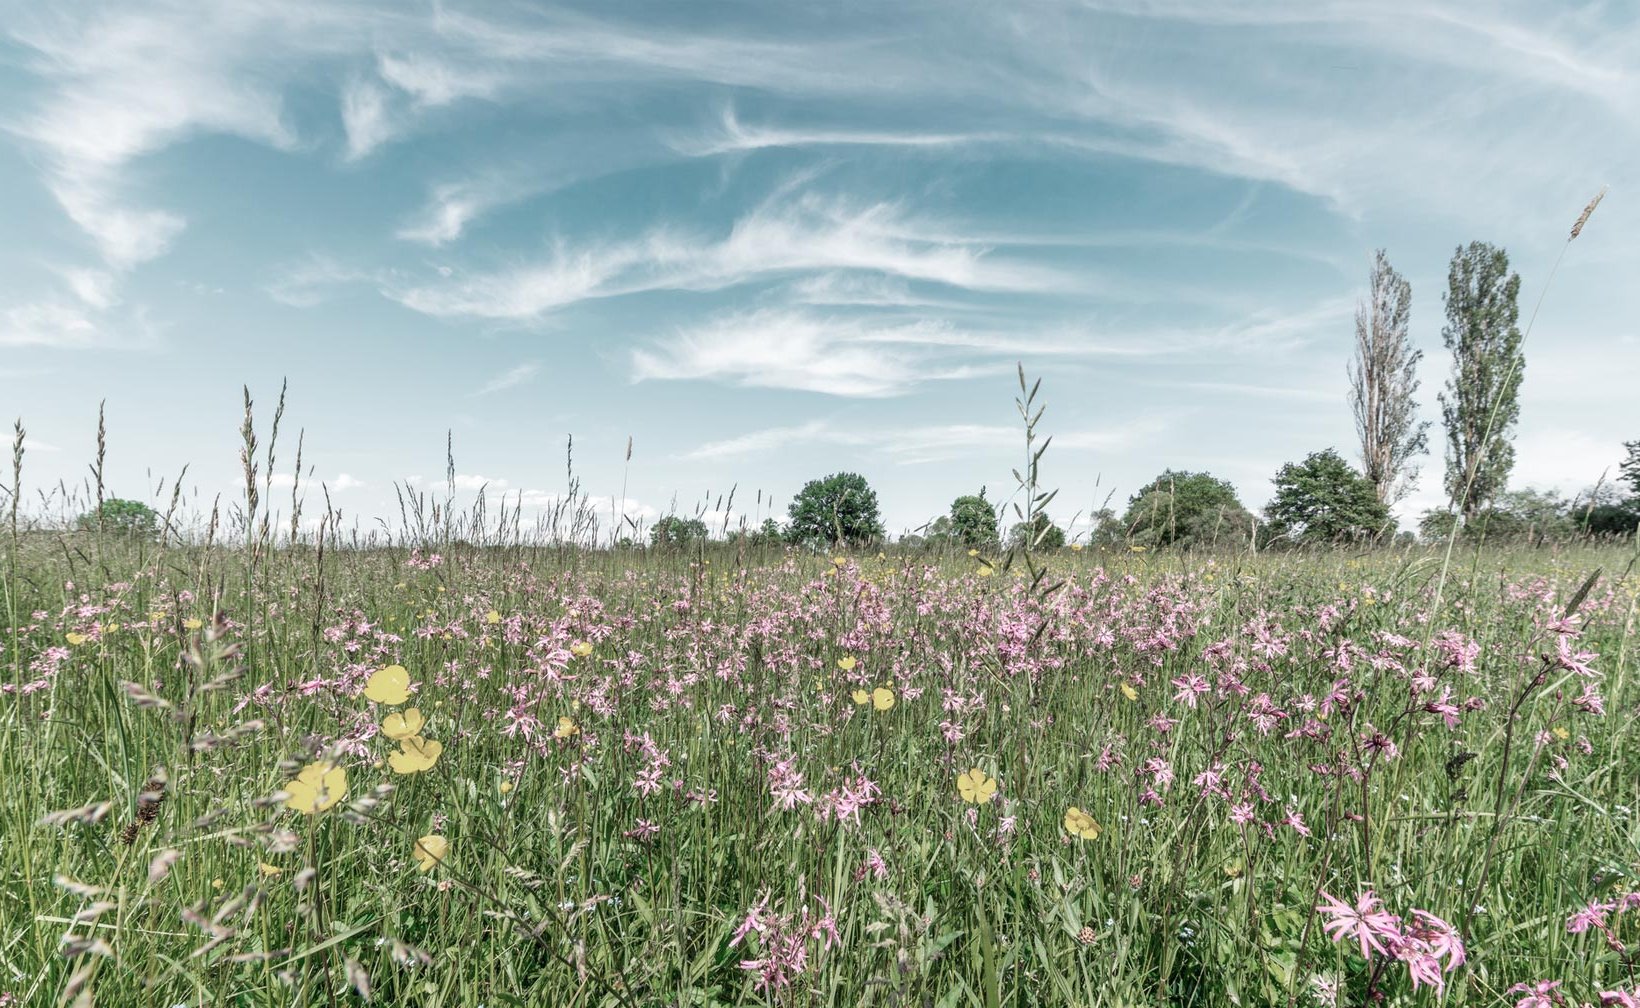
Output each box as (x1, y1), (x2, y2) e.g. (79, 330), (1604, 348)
(1316, 890), (1465, 993)
(729, 892), (841, 992)
(1507, 980), (1640, 1007)
(1567, 889), (1640, 947)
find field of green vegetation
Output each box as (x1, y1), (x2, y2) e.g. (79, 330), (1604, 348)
(3, 526), (1638, 1007)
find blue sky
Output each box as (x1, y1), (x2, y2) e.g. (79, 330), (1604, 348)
(2, 0), (1635, 540)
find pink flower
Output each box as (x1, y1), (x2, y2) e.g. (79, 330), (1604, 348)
(1506, 980), (1562, 1008)
(1568, 899), (1614, 935)
(1317, 890), (1401, 960)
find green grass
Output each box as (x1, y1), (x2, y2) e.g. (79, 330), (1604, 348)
(3, 536), (1638, 1007)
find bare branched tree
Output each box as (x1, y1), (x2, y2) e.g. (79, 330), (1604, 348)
(1349, 250), (1429, 505)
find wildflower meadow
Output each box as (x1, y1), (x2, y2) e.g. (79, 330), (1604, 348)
(3, 476), (1638, 1006)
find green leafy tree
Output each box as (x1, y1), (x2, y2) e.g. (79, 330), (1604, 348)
(1009, 512), (1065, 549)
(1121, 470), (1253, 549)
(786, 472), (884, 547)
(76, 498), (160, 538)
(1439, 241), (1523, 523)
(649, 515), (709, 547)
(1621, 440), (1640, 496)
(949, 491), (999, 548)
(1263, 449), (1393, 546)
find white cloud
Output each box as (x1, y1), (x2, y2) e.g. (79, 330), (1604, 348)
(389, 193), (1062, 320)
(0, 299), (157, 350)
(631, 310), (991, 398)
(396, 180), (509, 246)
(59, 268), (120, 310)
(340, 77), (394, 160)
(684, 417), (1162, 465)
(9, 5), (304, 266)
(672, 105), (1000, 157)
(474, 362), (540, 396)
(333, 473), (366, 491)
(265, 256), (379, 308)
(376, 51), (501, 107)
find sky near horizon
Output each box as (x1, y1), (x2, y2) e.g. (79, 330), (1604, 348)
(1, 1), (1636, 540)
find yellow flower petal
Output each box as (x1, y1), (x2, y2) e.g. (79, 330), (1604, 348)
(381, 707), (425, 740)
(485, 610), (501, 624)
(553, 716), (580, 739)
(956, 768), (997, 805)
(1120, 683), (1138, 702)
(284, 762), (346, 814)
(851, 689), (870, 706)
(872, 687), (895, 712)
(570, 641), (594, 658)
(259, 862), (283, 877)
(837, 656), (858, 671)
(65, 632), (88, 646)
(388, 736), (442, 775)
(1063, 806), (1101, 840)
(413, 834), (449, 872)
(363, 665), (412, 705)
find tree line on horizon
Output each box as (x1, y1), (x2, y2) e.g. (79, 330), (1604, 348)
(643, 240), (1637, 552)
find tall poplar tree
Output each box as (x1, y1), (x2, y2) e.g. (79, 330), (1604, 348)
(1438, 241), (1523, 522)
(1348, 250), (1428, 505)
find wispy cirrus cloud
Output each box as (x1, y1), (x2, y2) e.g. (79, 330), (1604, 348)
(683, 417), (1164, 464)
(388, 194), (1063, 321)
(473, 362), (540, 396)
(630, 310), (993, 398)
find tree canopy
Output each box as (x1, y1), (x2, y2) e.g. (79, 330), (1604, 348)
(1120, 470), (1253, 549)
(1263, 449), (1392, 546)
(949, 491), (999, 548)
(76, 498), (160, 539)
(786, 472), (884, 547)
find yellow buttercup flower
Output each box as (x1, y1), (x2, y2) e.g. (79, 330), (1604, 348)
(553, 716), (580, 739)
(851, 689), (870, 705)
(872, 687), (895, 711)
(65, 632), (88, 646)
(387, 736), (443, 775)
(1553, 726), (1570, 740)
(570, 641), (594, 658)
(412, 834), (449, 872)
(363, 665), (412, 705)
(1063, 806), (1101, 840)
(381, 707), (425, 740)
(485, 610), (501, 624)
(1070, 543), (1084, 552)
(1120, 683), (1138, 701)
(498, 780), (514, 795)
(837, 655), (858, 671)
(284, 761), (347, 815)
(258, 862), (283, 877)
(956, 768), (997, 805)
(831, 556), (846, 567)
(183, 617), (204, 631)
(967, 548), (979, 557)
